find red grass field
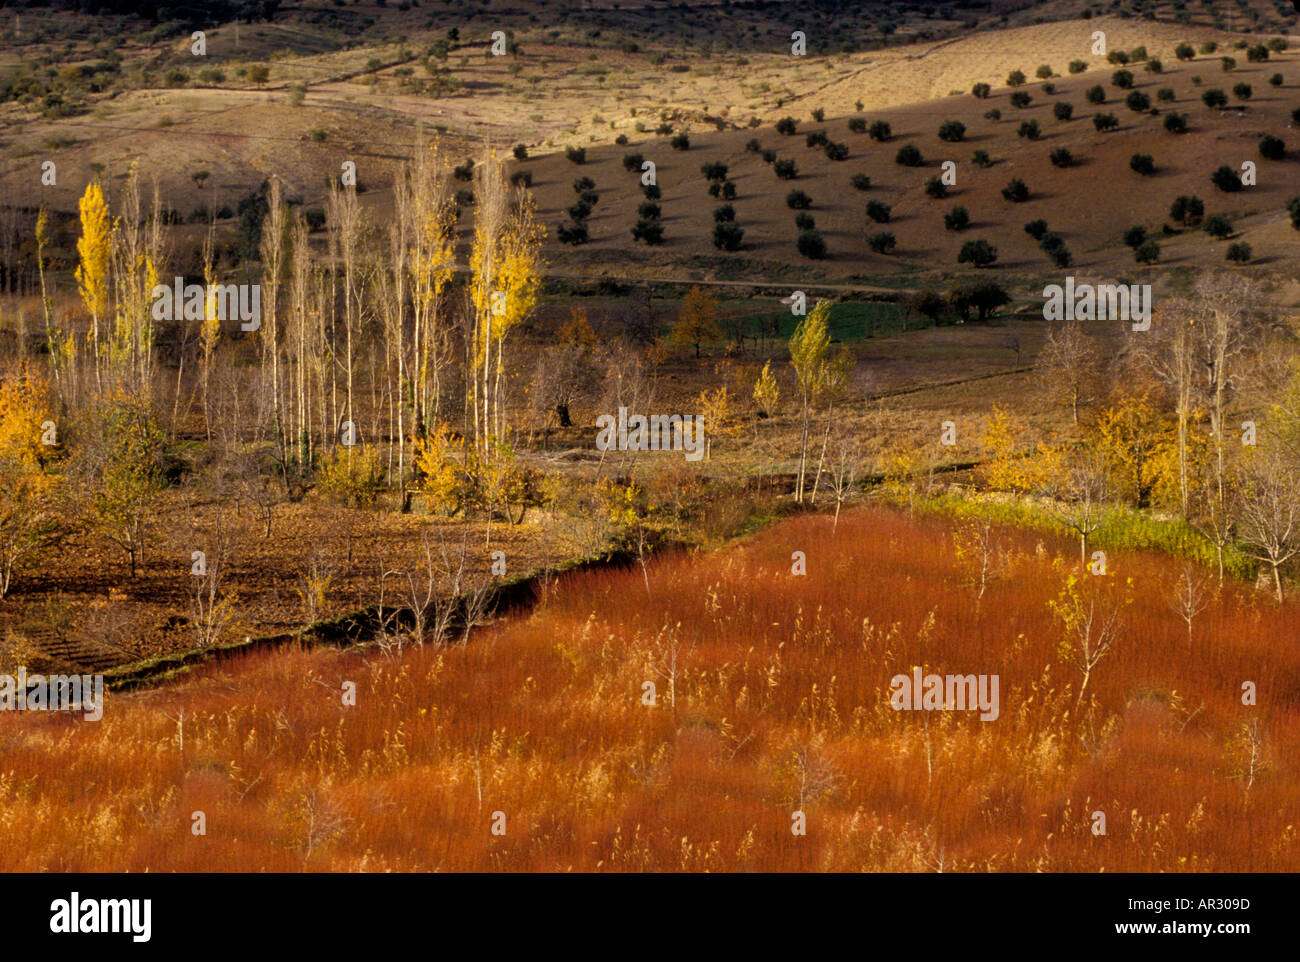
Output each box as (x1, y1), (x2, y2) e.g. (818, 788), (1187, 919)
(0, 504), (1295, 871)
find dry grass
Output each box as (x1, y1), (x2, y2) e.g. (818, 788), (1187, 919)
(1, 504), (1295, 871)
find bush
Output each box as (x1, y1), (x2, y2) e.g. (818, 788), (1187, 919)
(786, 189), (813, 209)
(631, 219), (664, 244)
(972, 149), (992, 168)
(972, 82), (992, 98)
(567, 200), (593, 221)
(848, 117), (868, 133)
(557, 220), (589, 245)
(1288, 196), (1300, 230)
(1247, 45), (1269, 64)
(1112, 69), (1135, 89)
(958, 239), (998, 268)
(1260, 135), (1286, 160)
(745, 138), (763, 153)
(824, 141), (849, 161)
(1225, 242), (1251, 263)
(850, 173), (872, 190)
(1039, 232), (1066, 254)
(1145, 58), (1163, 74)
(642, 183), (661, 200)
(938, 119), (967, 142)
(949, 281), (1010, 321)
(811, 107), (825, 122)
(614, 134), (628, 145)
(1221, 56), (1237, 72)
(1294, 108), (1300, 125)
(304, 207), (326, 232)
(776, 116), (798, 135)
(1036, 64), (1054, 79)
(1170, 195), (1204, 226)
(869, 120), (893, 141)
(774, 159), (799, 179)
(1199, 42), (1218, 55)
(317, 445), (385, 507)
(670, 133), (690, 150)
(1045, 241), (1072, 268)
(868, 231), (897, 254)
(513, 144), (528, 160)
(713, 204), (735, 223)
(1010, 91), (1033, 108)
(1126, 91), (1151, 112)
(713, 221), (743, 251)
(1053, 102), (1074, 121)
(866, 200), (892, 223)
(1024, 219), (1049, 240)
(1210, 165), (1243, 192)
(1267, 38), (1288, 53)
(1049, 147), (1073, 167)
(925, 176), (949, 198)
(984, 108), (1002, 121)
(1203, 214), (1233, 239)
(1001, 178), (1029, 202)
(1134, 240), (1160, 264)
(794, 212), (815, 231)
(1085, 85), (1106, 104)
(701, 161), (728, 182)
(1156, 88), (1176, 102)
(1007, 69), (1027, 86)
(721, 181), (736, 200)
(1094, 113), (1119, 131)
(1202, 88), (1228, 108)
(895, 143), (923, 166)
(805, 130), (829, 148)
(1018, 120), (1041, 139)
(796, 230), (826, 259)
(573, 176), (596, 193)
(637, 201), (661, 219)
(944, 206), (970, 231)
(509, 170), (533, 187)
(762, 150), (777, 164)
(623, 152), (645, 171)
(1164, 112), (1188, 133)
(1123, 225), (1148, 248)
(1069, 59), (1088, 73)
(1269, 74), (1283, 88)
(1130, 153), (1156, 175)
(453, 160), (474, 181)
(565, 146), (586, 164)
(1232, 83), (1252, 101)
(1175, 43), (1195, 61)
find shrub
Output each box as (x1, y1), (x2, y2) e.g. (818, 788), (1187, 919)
(794, 212), (815, 231)
(1210, 165), (1243, 192)
(1169, 195), (1204, 226)
(573, 176), (596, 193)
(637, 201), (661, 219)
(824, 141), (849, 161)
(624, 152), (645, 171)
(1123, 225), (1148, 248)
(895, 143), (923, 166)
(1039, 231), (1066, 254)
(868, 231), (897, 254)
(776, 116), (798, 135)
(1007, 69), (1027, 86)
(1145, 58), (1163, 74)
(1094, 113), (1119, 131)
(701, 161), (728, 181)
(567, 200), (592, 221)
(866, 200), (892, 223)
(944, 206), (970, 231)
(869, 120), (893, 141)
(713, 221), (743, 251)
(614, 134), (628, 145)
(1053, 102), (1074, 121)
(721, 181), (736, 200)
(958, 239), (998, 267)
(1024, 219), (1049, 240)
(1001, 178), (1029, 202)
(924, 176), (949, 198)
(972, 82), (992, 98)
(1174, 43), (1195, 61)
(1129, 46), (1147, 62)
(1199, 41), (1218, 55)
(1247, 44), (1269, 63)
(1225, 242), (1251, 263)
(1221, 56), (1237, 72)
(811, 107), (825, 122)
(1010, 91), (1033, 108)
(972, 149), (992, 168)
(513, 144), (528, 160)
(1156, 87), (1176, 102)
(317, 445), (385, 507)
(1036, 65), (1053, 79)
(1260, 135), (1286, 160)
(631, 218), (664, 244)
(565, 146), (586, 164)
(745, 138), (762, 153)
(1294, 108), (1300, 125)
(1203, 214), (1233, 238)
(1112, 69), (1135, 89)
(1232, 83), (1252, 101)
(1202, 88), (1228, 108)
(713, 204), (735, 223)
(1134, 240), (1160, 264)
(1164, 112), (1188, 133)
(850, 173), (872, 190)
(509, 170), (533, 187)
(1049, 147), (1073, 167)
(1085, 85), (1106, 104)
(938, 119), (967, 142)
(1269, 74), (1283, 88)
(1045, 242), (1072, 267)
(786, 189), (813, 209)
(453, 160), (474, 181)
(557, 220), (589, 244)
(848, 117), (868, 133)
(1288, 196), (1300, 230)
(762, 150), (777, 164)
(984, 108), (1002, 121)
(796, 229), (826, 259)
(642, 183), (661, 200)
(1126, 91), (1151, 112)
(1129, 153), (1156, 175)
(805, 130), (829, 148)
(774, 159), (799, 179)
(670, 133), (690, 150)
(1069, 60), (1088, 74)
(1018, 120), (1041, 139)
(1267, 38), (1288, 53)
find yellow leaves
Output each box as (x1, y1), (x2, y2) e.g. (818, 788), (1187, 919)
(0, 367), (56, 469)
(74, 181), (113, 320)
(411, 422), (464, 511)
(978, 405), (1061, 494)
(752, 360), (779, 417)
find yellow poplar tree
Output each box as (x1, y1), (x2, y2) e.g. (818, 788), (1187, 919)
(75, 181), (112, 383)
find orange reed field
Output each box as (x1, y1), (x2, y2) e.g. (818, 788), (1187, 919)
(1, 505), (1296, 872)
